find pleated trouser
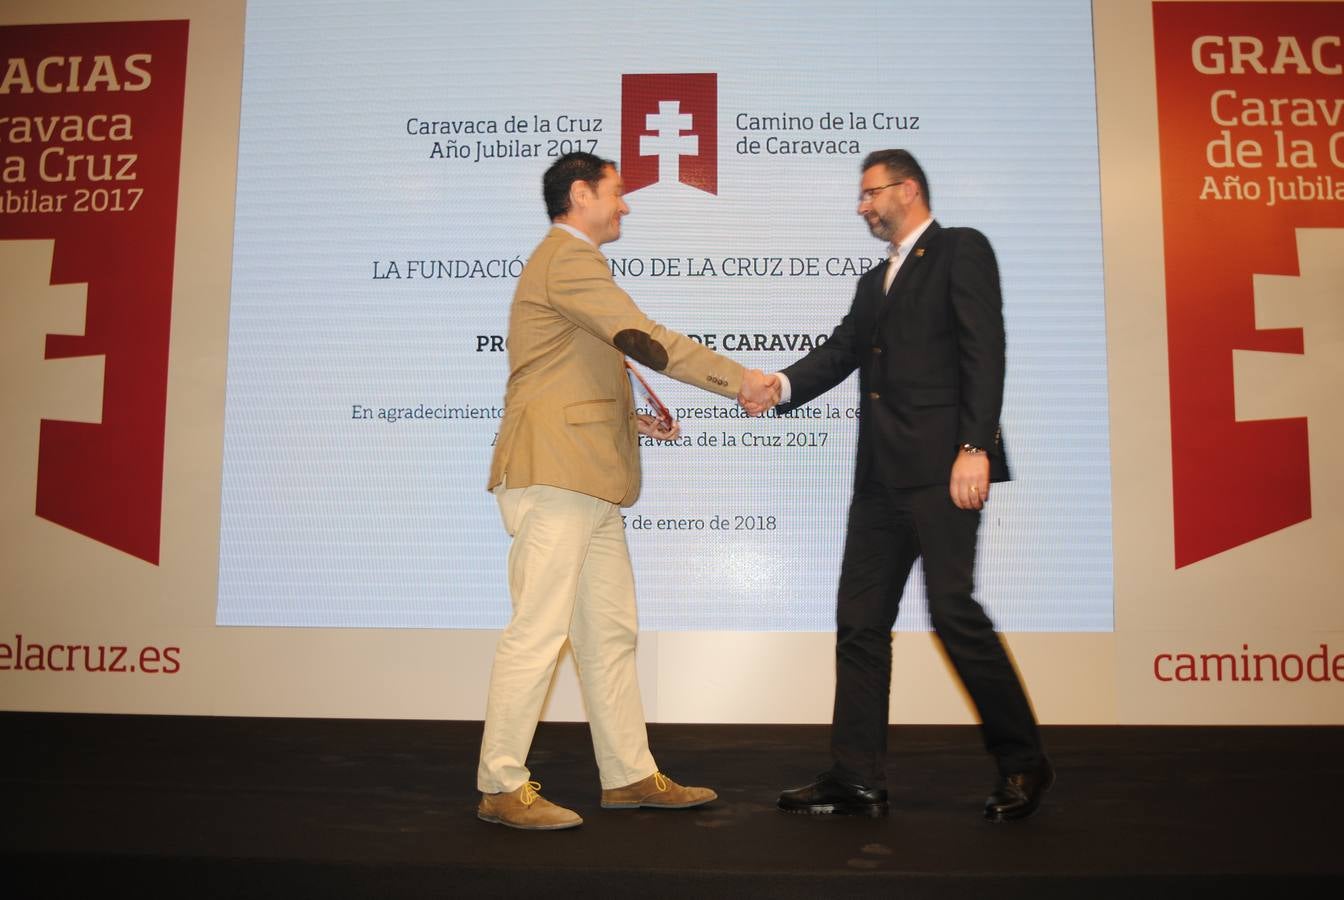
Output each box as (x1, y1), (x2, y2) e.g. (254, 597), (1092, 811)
(477, 483), (657, 793)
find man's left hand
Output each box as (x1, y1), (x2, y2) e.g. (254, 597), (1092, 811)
(950, 448), (990, 510)
(637, 413), (682, 442)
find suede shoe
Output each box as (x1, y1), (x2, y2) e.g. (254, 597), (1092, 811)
(600, 771), (717, 809)
(984, 759), (1055, 823)
(778, 776), (888, 817)
(477, 781), (582, 830)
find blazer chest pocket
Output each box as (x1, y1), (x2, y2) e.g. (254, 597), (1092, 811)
(564, 398), (617, 425)
(906, 386), (958, 408)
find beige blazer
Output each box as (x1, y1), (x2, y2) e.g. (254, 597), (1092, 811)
(488, 227), (745, 506)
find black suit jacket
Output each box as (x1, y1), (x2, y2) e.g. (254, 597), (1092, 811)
(779, 220), (1010, 491)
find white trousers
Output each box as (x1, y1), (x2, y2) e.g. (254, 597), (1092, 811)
(476, 483), (657, 793)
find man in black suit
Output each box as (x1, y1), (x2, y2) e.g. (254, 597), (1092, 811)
(773, 149), (1052, 822)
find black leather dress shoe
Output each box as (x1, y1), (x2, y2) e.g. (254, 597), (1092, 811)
(778, 776), (889, 817)
(984, 759), (1054, 823)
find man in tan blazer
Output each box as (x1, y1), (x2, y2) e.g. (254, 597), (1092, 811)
(477, 152), (778, 830)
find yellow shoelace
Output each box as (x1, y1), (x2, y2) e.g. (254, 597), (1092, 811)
(519, 780), (542, 806)
(653, 772), (670, 792)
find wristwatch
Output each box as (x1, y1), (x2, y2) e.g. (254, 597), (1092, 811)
(960, 443), (984, 454)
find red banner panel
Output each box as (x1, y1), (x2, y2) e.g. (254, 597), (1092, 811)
(1153, 2), (1343, 567)
(0, 20), (189, 564)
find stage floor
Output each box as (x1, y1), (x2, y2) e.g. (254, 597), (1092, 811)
(3, 713), (1341, 897)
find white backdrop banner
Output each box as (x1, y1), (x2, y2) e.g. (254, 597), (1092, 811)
(216, 0), (1112, 632)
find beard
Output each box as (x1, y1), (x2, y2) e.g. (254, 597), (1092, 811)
(865, 214), (895, 242)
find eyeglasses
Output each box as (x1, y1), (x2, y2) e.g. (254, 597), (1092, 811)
(858, 180), (907, 203)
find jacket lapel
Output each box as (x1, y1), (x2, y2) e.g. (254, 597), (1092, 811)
(886, 219), (939, 297)
(874, 220), (940, 334)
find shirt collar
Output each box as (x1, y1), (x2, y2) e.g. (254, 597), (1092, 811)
(890, 216), (934, 259)
(554, 222), (595, 246)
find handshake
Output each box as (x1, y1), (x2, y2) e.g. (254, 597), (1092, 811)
(636, 368), (780, 443)
(737, 369), (781, 417)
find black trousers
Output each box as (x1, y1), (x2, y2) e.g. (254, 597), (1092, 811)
(828, 480), (1044, 786)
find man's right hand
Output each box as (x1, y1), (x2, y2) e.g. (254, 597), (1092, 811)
(738, 370), (780, 416)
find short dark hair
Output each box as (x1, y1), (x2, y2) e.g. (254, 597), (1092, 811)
(543, 151), (616, 220)
(862, 149), (931, 210)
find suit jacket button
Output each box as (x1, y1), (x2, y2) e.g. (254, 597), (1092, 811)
(869, 391), (880, 400)
(871, 346), (882, 354)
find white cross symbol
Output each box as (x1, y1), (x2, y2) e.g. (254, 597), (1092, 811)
(639, 100), (698, 185)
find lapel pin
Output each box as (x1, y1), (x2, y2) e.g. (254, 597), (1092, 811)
(915, 248), (925, 257)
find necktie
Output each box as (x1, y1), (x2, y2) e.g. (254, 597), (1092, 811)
(883, 247), (900, 293)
